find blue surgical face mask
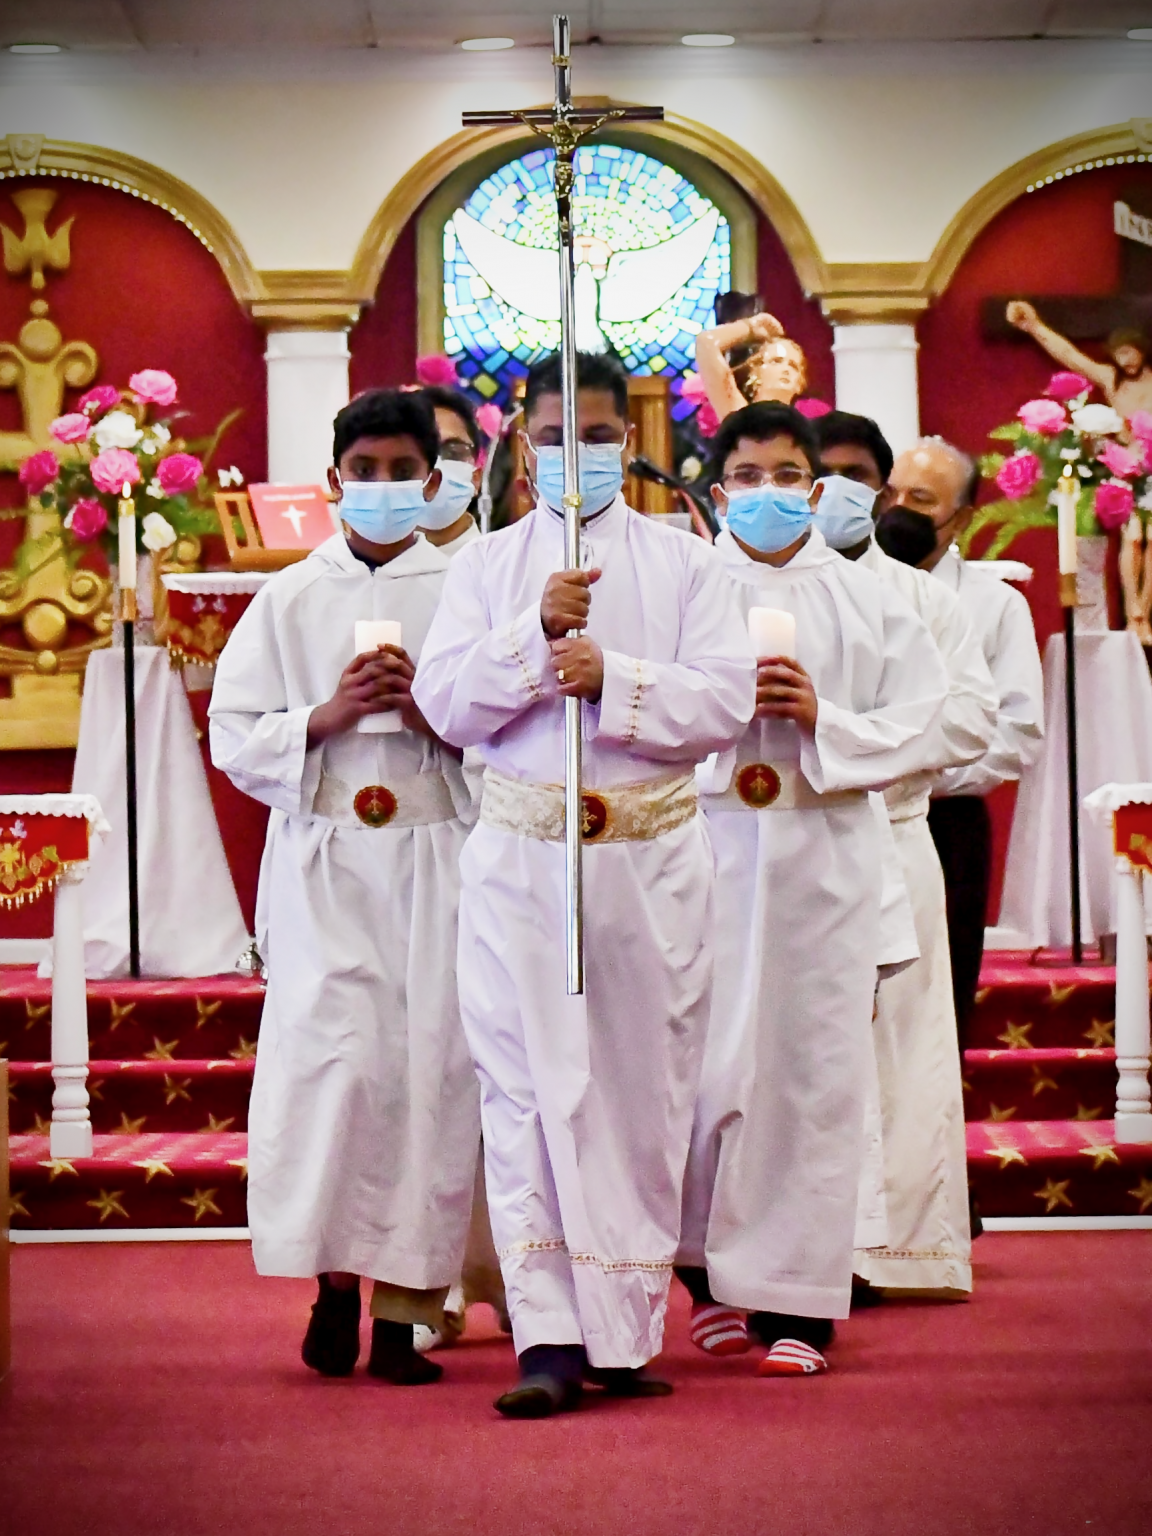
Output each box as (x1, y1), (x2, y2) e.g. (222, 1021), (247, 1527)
(419, 457), (475, 531)
(532, 442), (624, 518)
(339, 476), (429, 544)
(723, 485), (812, 554)
(812, 475), (878, 550)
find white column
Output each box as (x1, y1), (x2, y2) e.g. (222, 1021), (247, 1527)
(265, 330), (350, 485)
(50, 864), (92, 1159)
(832, 324), (921, 457)
(1113, 855), (1152, 1143)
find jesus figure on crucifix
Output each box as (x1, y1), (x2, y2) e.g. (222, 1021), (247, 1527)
(1006, 299), (1152, 418)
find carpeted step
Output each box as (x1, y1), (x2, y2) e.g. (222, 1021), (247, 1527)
(7, 1059), (254, 1135)
(969, 952), (1120, 1051)
(8, 1131), (249, 1230)
(966, 1119), (1152, 1218)
(963, 1047), (1116, 1123)
(0, 969), (264, 1061)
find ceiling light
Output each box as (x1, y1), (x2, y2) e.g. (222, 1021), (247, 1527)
(459, 37), (515, 51)
(1127, 27), (1152, 39)
(7, 43), (63, 54)
(680, 34), (735, 47)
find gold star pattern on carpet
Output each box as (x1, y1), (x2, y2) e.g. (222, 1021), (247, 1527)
(24, 999), (50, 1029)
(7, 1075), (15, 1102)
(1078, 1144), (1120, 1170)
(974, 986), (990, 1006)
(1034, 1178), (1074, 1213)
(108, 999), (136, 1031)
(1046, 981), (1077, 1007)
(201, 1113), (235, 1133)
(163, 1075), (192, 1105)
(1074, 1103), (1104, 1120)
(144, 1037), (179, 1062)
(37, 1158), (78, 1182)
(87, 1189), (128, 1223)
(8, 1189), (29, 1219)
(226, 1157), (248, 1180)
(990, 1144), (1028, 1168)
(1029, 1066), (1059, 1097)
(988, 1104), (1017, 1121)
(132, 1158), (173, 1183)
(1128, 1176), (1152, 1214)
(229, 1037), (257, 1061)
(195, 998), (222, 1029)
(181, 1188), (222, 1222)
(87, 1078), (104, 1101)
(112, 1112), (147, 1135)
(1083, 1018), (1115, 1048)
(31, 1111), (51, 1135)
(997, 1021), (1033, 1049)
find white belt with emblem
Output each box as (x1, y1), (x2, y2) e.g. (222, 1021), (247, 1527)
(707, 761), (865, 812)
(312, 770), (457, 829)
(480, 767), (697, 843)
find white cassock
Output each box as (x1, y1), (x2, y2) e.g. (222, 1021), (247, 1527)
(678, 528), (950, 1319)
(209, 534), (479, 1285)
(436, 518), (482, 563)
(853, 537), (998, 1295)
(413, 493), (754, 1368)
(928, 546), (1044, 798)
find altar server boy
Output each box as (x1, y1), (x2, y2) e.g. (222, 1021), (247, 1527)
(676, 402), (957, 1376)
(414, 351), (754, 1417)
(209, 390), (479, 1386)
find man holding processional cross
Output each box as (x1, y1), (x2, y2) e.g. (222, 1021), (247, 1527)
(413, 17), (755, 1418)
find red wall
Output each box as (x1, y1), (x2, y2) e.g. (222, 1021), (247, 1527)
(348, 216), (419, 394)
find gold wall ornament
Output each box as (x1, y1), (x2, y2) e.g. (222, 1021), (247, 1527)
(0, 189), (73, 292)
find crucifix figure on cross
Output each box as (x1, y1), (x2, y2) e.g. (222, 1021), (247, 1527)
(462, 14), (662, 995)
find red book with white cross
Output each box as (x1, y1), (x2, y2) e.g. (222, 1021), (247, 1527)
(247, 484), (336, 551)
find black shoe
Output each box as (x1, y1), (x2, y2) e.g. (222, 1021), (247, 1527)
(494, 1343), (585, 1419)
(584, 1364), (673, 1398)
(301, 1276), (361, 1376)
(969, 1189), (984, 1240)
(367, 1319), (444, 1385)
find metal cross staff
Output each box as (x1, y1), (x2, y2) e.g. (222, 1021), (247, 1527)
(464, 14), (662, 994)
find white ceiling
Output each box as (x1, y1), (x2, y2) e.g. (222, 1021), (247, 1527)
(3, 0), (1152, 50)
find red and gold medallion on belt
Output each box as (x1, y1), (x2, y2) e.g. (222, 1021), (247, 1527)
(353, 785), (398, 828)
(580, 793), (609, 841)
(735, 763), (782, 809)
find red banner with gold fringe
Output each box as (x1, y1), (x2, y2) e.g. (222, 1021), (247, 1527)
(165, 589), (258, 668)
(0, 812), (90, 908)
(1113, 802), (1152, 872)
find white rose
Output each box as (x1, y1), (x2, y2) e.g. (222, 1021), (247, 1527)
(145, 478), (165, 500)
(92, 409), (143, 452)
(150, 423), (171, 445)
(1139, 488), (1152, 514)
(140, 511), (177, 552)
(1071, 403), (1125, 436)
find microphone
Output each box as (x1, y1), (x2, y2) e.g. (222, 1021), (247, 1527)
(629, 455), (688, 490)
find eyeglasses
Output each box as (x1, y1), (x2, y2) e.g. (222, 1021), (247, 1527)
(439, 440), (476, 464)
(723, 466), (813, 491)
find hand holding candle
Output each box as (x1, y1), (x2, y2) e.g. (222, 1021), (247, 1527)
(355, 619), (404, 733)
(748, 605), (796, 659)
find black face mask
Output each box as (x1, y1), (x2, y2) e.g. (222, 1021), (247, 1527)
(874, 507), (938, 567)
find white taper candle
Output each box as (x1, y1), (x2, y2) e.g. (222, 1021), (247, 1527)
(1057, 466), (1078, 577)
(748, 605), (796, 659)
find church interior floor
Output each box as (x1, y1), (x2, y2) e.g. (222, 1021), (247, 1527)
(1, 1233), (1149, 1536)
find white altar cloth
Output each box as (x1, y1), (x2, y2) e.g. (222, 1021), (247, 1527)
(999, 631), (1152, 947)
(47, 646), (249, 978)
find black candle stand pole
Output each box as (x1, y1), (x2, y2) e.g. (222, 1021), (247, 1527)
(122, 604), (141, 979)
(1061, 579), (1082, 964)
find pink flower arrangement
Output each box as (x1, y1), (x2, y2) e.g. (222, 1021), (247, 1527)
(1017, 398), (1067, 436)
(475, 403), (504, 441)
(795, 398), (832, 419)
(1094, 480), (1136, 530)
(1130, 411), (1152, 444)
(156, 452), (202, 496)
(696, 401), (720, 439)
(129, 369), (178, 408)
(90, 448), (141, 496)
(1099, 439), (1145, 479)
(995, 450), (1042, 500)
(66, 498), (109, 542)
(49, 413), (92, 444)
(679, 372), (708, 405)
(415, 354), (461, 388)
(78, 384), (121, 417)
(1046, 371), (1090, 402)
(18, 449), (60, 496)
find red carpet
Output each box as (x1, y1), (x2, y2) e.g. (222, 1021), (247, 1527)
(2, 1234), (1150, 1536)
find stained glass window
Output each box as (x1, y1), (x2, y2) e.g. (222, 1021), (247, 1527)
(443, 143), (731, 412)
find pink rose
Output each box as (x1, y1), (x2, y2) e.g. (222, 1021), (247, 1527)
(1017, 398), (1067, 436)
(18, 449), (60, 496)
(995, 450), (1042, 500)
(1129, 410), (1152, 443)
(795, 398), (832, 419)
(1094, 479), (1136, 530)
(696, 401), (720, 439)
(66, 497), (109, 542)
(156, 452), (202, 496)
(475, 403), (504, 441)
(1046, 371), (1090, 402)
(78, 384), (121, 417)
(90, 448), (141, 496)
(1099, 439), (1144, 479)
(414, 354), (460, 388)
(679, 371), (708, 404)
(129, 369), (178, 408)
(49, 413), (92, 444)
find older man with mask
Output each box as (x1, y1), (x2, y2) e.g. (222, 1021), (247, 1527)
(812, 413), (997, 1298)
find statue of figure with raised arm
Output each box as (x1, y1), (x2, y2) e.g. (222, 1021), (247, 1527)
(1006, 300), (1152, 419)
(694, 309), (807, 421)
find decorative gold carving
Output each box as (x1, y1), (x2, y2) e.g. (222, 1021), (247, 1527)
(1, 189), (72, 291)
(249, 270), (362, 332)
(6, 134), (43, 174)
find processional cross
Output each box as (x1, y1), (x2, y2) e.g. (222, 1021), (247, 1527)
(463, 14), (662, 994)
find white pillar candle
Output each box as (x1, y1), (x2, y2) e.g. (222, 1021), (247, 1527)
(748, 606), (796, 659)
(355, 619), (402, 655)
(118, 485), (137, 591)
(1057, 466), (1078, 577)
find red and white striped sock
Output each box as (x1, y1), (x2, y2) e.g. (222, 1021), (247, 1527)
(756, 1338), (828, 1376)
(689, 1303), (750, 1356)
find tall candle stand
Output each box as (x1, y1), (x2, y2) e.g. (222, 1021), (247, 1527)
(118, 484), (141, 978)
(1057, 464), (1082, 963)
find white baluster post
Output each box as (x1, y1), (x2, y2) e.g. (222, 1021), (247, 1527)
(1112, 849), (1152, 1143)
(50, 862), (92, 1158)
